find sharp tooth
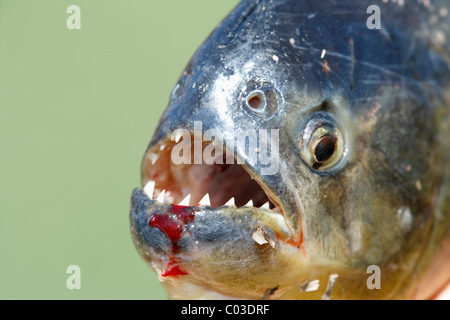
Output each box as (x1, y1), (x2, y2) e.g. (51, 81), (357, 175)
(179, 194), (191, 206)
(252, 227), (269, 246)
(261, 202), (270, 209)
(245, 200), (254, 207)
(149, 153), (158, 165)
(301, 280), (320, 293)
(252, 226), (276, 248)
(198, 194), (211, 206)
(224, 197), (236, 207)
(143, 180), (155, 199)
(156, 190), (165, 203)
(159, 144), (166, 151)
(321, 274), (339, 300)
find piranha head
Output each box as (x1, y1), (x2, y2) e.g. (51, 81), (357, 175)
(130, 0), (450, 299)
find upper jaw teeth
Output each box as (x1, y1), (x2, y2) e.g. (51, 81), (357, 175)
(143, 180), (273, 210)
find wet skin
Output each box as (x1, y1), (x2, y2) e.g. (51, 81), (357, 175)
(130, 0), (450, 299)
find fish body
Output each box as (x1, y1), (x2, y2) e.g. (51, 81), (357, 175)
(130, 0), (450, 299)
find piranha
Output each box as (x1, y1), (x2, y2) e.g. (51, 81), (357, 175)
(130, 0), (450, 299)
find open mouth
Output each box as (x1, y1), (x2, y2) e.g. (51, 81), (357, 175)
(132, 134), (302, 290)
(140, 135), (284, 216)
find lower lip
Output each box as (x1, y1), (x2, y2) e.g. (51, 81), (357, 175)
(148, 204), (197, 277)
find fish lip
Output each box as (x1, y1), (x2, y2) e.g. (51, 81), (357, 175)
(128, 184), (293, 243)
(129, 186), (295, 288)
(132, 174), (292, 238)
(137, 135), (297, 242)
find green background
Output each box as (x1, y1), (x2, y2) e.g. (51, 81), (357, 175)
(0, 0), (239, 299)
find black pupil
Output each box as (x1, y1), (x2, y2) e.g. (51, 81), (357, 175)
(314, 134), (337, 163)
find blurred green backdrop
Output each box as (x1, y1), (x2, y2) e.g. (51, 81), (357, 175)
(0, 0), (239, 299)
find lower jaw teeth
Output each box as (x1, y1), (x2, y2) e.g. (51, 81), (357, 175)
(143, 180), (273, 211)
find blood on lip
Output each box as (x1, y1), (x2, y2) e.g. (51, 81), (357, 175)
(161, 258), (188, 277)
(148, 204), (196, 277)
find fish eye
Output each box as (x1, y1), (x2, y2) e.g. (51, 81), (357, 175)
(300, 112), (345, 172)
(246, 90), (266, 111)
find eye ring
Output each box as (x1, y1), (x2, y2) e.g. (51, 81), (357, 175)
(300, 112), (345, 172)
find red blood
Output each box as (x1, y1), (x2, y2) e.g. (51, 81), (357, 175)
(161, 258), (189, 277)
(148, 214), (183, 248)
(148, 205), (196, 277)
(170, 205), (196, 225)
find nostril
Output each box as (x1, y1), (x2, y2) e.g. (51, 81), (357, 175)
(248, 95), (262, 109)
(246, 91), (266, 111)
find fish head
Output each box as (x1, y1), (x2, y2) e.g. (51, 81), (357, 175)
(130, 0), (450, 299)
